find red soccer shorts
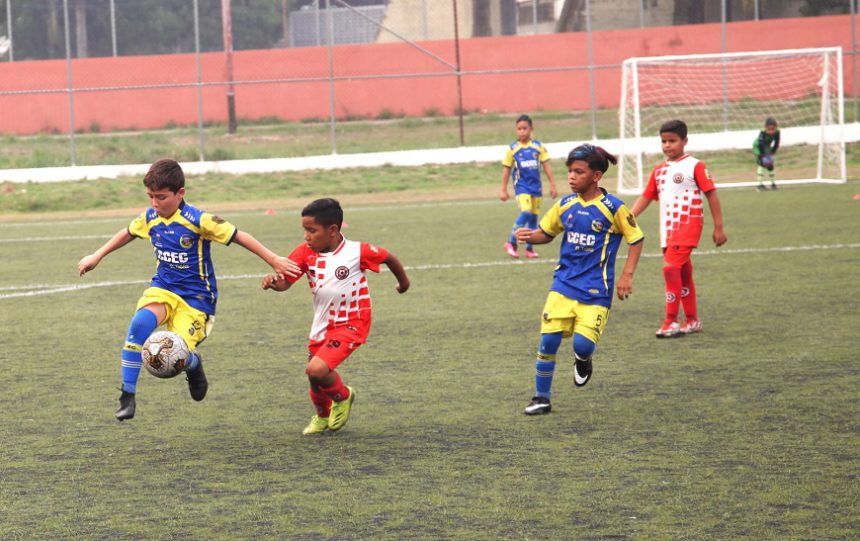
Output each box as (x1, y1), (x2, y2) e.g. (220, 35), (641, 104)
(663, 245), (694, 268)
(307, 325), (367, 370)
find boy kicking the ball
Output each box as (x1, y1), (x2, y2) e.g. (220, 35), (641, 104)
(78, 158), (300, 421)
(262, 198), (410, 435)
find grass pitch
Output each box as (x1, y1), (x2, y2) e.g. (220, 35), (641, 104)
(0, 181), (858, 540)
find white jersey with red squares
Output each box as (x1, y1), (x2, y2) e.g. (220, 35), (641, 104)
(287, 237), (389, 342)
(643, 154), (716, 248)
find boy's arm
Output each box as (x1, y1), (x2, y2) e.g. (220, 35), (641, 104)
(705, 190), (727, 246)
(629, 196), (651, 217)
(383, 252), (410, 294)
(616, 240), (643, 300)
(78, 228), (136, 276)
(515, 227), (553, 246)
(261, 273), (292, 292)
(500, 167), (511, 201)
(542, 161), (558, 199)
(232, 230), (301, 278)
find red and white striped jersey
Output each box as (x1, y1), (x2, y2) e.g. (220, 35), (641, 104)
(286, 238), (389, 342)
(643, 154), (716, 248)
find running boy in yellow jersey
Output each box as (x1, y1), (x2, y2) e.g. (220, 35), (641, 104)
(500, 114), (557, 259)
(516, 144), (643, 415)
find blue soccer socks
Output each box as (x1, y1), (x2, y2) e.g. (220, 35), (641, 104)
(535, 332), (563, 398)
(120, 309), (159, 394)
(185, 351), (200, 372)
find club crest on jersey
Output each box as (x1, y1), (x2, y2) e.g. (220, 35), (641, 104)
(179, 235), (194, 249)
(591, 219), (605, 233)
(627, 214), (637, 228)
(673, 173), (684, 184)
(211, 215), (226, 224)
(335, 266), (350, 280)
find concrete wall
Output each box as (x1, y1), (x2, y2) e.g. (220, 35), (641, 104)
(0, 14), (854, 135)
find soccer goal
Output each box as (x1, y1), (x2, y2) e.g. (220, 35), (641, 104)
(617, 47), (846, 194)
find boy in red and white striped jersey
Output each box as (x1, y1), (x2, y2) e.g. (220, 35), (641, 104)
(630, 120), (727, 338)
(262, 198), (410, 434)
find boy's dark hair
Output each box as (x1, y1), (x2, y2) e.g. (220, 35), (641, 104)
(143, 158), (185, 192)
(659, 119), (688, 139)
(516, 114), (533, 127)
(765, 117), (778, 127)
(565, 144), (618, 173)
(302, 198), (343, 229)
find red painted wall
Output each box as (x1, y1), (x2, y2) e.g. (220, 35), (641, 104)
(0, 15), (854, 135)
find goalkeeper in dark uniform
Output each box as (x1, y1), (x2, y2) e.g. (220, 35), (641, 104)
(753, 117), (780, 191)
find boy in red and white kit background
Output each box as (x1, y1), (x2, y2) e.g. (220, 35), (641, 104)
(630, 120), (727, 338)
(262, 198), (410, 435)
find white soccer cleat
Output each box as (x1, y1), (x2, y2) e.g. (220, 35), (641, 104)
(655, 321), (681, 338)
(680, 319), (702, 334)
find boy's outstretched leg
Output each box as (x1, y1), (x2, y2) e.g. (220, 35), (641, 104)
(185, 351), (207, 401)
(303, 387), (332, 435)
(573, 334), (596, 387)
(656, 265), (682, 338)
(117, 308), (159, 420)
(679, 260), (702, 334)
(324, 373), (354, 431)
(756, 165), (768, 191)
(505, 211), (532, 258)
(525, 332), (562, 415)
(524, 213), (540, 258)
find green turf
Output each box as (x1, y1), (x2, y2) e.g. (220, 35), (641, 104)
(0, 181), (858, 539)
(3, 139), (860, 215)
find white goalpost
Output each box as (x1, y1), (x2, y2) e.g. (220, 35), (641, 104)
(617, 47), (846, 195)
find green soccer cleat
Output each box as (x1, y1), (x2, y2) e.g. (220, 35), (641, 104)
(327, 386), (355, 431)
(302, 415), (330, 435)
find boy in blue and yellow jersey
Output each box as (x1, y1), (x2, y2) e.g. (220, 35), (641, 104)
(500, 114), (557, 259)
(78, 158), (299, 421)
(515, 144), (643, 415)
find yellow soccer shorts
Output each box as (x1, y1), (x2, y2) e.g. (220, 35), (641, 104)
(540, 290), (609, 344)
(516, 193), (542, 215)
(136, 287), (213, 351)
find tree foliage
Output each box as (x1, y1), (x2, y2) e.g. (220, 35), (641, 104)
(0, 0), (292, 60)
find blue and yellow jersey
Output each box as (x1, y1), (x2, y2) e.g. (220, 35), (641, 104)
(502, 139), (550, 196)
(128, 201), (237, 315)
(540, 189), (644, 308)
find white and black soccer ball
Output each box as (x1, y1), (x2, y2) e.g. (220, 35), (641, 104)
(142, 331), (190, 379)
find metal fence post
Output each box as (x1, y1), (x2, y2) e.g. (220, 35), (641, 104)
(585, 0), (597, 141)
(327, 1), (337, 154)
(453, 0), (464, 146)
(852, 0), (858, 123)
(194, 0), (205, 161)
(6, 0), (13, 61)
(110, 0), (117, 57)
(63, 0), (77, 166)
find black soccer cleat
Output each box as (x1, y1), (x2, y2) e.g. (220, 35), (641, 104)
(116, 390), (136, 421)
(524, 396), (552, 415)
(574, 355), (593, 387)
(186, 354), (208, 401)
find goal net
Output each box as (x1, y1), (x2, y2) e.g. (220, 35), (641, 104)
(618, 47), (846, 194)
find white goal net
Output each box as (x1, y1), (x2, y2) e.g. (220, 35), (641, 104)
(618, 47), (846, 194)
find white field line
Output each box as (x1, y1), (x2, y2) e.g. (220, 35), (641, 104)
(2, 242), (858, 300)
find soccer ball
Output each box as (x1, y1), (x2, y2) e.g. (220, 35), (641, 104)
(761, 154), (774, 169)
(142, 331), (190, 378)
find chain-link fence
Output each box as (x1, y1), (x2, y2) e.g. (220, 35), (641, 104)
(0, 0), (857, 167)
